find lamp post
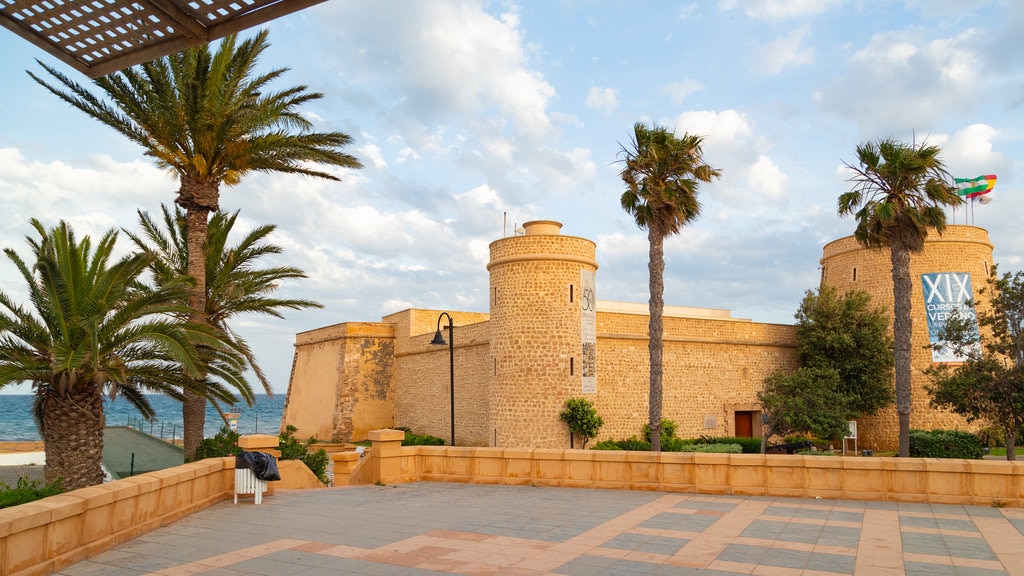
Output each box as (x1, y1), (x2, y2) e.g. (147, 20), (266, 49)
(430, 312), (455, 446)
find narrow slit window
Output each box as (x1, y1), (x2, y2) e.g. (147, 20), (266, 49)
(853, 267), (858, 281)
(569, 285), (574, 303)
(570, 357), (574, 375)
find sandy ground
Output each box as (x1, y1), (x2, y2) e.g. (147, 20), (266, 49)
(0, 441), (43, 454)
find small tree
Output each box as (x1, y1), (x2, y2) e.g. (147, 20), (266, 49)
(757, 286), (893, 452)
(796, 285), (895, 417)
(559, 397), (604, 449)
(758, 368), (852, 452)
(926, 267), (1024, 460)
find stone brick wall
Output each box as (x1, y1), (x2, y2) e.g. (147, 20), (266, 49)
(594, 312), (798, 442)
(820, 226), (994, 451)
(389, 311), (492, 446)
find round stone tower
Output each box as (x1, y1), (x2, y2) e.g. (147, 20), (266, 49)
(487, 220), (599, 448)
(819, 225), (994, 451)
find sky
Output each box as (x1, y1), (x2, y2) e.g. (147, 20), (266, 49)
(0, 0), (1021, 395)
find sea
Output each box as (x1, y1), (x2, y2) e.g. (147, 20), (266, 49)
(0, 394), (286, 442)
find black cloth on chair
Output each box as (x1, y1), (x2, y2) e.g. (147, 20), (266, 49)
(235, 451), (281, 481)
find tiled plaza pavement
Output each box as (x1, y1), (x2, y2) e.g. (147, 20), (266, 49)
(56, 483), (1024, 575)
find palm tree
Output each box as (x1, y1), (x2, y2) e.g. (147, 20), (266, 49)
(618, 122), (722, 451)
(127, 204), (323, 404)
(30, 30), (362, 458)
(0, 220), (238, 489)
(838, 138), (962, 457)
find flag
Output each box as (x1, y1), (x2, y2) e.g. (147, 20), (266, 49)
(955, 174), (997, 199)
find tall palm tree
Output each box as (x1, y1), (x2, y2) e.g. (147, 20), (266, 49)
(0, 220), (238, 489)
(838, 138), (962, 457)
(127, 204), (323, 403)
(618, 122), (722, 452)
(30, 30), (362, 458)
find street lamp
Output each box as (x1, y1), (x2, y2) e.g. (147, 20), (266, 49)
(430, 312), (455, 446)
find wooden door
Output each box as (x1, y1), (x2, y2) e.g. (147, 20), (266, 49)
(735, 411), (753, 438)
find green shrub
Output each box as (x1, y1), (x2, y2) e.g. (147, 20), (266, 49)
(190, 426), (241, 461)
(796, 449), (837, 456)
(642, 419), (678, 442)
(909, 429), (984, 459)
(593, 437), (651, 451)
(0, 475), (65, 508)
(278, 425), (330, 485)
(678, 443), (742, 453)
(700, 436), (762, 454)
(559, 397), (604, 448)
(393, 427), (446, 446)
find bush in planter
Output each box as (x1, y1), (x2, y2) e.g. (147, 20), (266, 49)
(190, 426), (241, 461)
(593, 437), (650, 451)
(394, 427), (446, 446)
(909, 429), (984, 459)
(699, 436), (762, 454)
(679, 443), (742, 453)
(278, 425), (330, 485)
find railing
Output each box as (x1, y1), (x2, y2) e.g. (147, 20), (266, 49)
(125, 415), (179, 447)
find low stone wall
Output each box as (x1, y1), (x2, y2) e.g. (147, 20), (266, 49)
(391, 446), (1024, 507)
(0, 458), (233, 576)
(0, 433), (319, 576)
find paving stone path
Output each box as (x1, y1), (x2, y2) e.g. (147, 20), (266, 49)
(55, 483), (1024, 575)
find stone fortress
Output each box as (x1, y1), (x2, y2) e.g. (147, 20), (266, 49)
(282, 220), (994, 452)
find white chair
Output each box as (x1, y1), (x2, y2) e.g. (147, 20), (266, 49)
(234, 467), (268, 505)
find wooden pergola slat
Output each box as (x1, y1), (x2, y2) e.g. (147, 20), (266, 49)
(0, 0), (326, 78)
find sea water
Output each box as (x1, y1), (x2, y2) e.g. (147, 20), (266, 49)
(0, 393), (286, 442)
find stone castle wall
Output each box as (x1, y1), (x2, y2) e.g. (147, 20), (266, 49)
(283, 221), (995, 453)
(820, 225), (995, 450)
(282, 322), (396, 442)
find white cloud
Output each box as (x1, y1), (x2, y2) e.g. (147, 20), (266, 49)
(358, 143), (387, 169)
(753, 28), (814, 74)
(747, 156), (789, 201)
(672, 110), (754, 146)
(819, 28), (981, 137)
(585, 87), (620, 113)
(660, 79), (704, 104)
(320, 1), (557, 138)
(940, 124), (1008, 177)
(729, 0), (842, 20)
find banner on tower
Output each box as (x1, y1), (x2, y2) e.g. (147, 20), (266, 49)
(921, 272), (981, 363)
(581, 269), (597, 393)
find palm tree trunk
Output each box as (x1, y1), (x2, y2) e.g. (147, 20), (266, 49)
(42, 384), (105, 490)
(890, 239), (913, 457)
(182, 206), (211, 459)
(648, 224), (665, 452)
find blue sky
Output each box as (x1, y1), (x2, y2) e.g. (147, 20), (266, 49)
(0, 0), (1021, 395)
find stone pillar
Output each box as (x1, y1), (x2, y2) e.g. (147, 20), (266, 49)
(369, 429), (406, 484)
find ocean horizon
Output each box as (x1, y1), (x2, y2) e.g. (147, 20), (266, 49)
(0, 393), (286, 442)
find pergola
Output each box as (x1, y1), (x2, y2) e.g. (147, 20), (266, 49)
(0, 0), (326, 78)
